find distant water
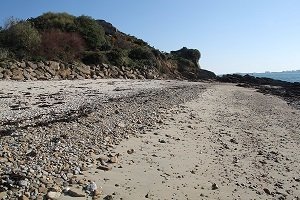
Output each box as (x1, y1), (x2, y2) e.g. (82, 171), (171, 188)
(243, 72), (300, 83)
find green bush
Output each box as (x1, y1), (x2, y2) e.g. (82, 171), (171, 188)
(75, 15), (106, 49)
(81, 51), (107, 65)
(4, 21), (41, 59)
(128, 47), (154, 60)
(106, 48), (125, 66)
(0, 48), (9, 60)
(29, 12), (76, 31)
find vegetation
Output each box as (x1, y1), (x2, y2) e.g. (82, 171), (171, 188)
(0, 12), (205, 79)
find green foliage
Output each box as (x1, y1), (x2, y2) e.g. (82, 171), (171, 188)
(171, 47), (201, 66)
(176, 57), (193, 70)
(4, 21), (41, 58)
(0, 48), (9, 60)
(81, 51), (107, 65)
(75, 15), (106, 49)
(29, 12), (76, 31)
(106, 49), (126, 66)
(128, 47), (154, 60)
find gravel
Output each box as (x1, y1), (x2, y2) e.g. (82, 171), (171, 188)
(0, 79), (206, 199)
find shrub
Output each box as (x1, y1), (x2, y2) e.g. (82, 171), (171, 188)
(39, 29), (85, 62)
(128, 47), (154, 60)
(4, 21), (41, 59)
(75, 15), (106, 49)
(29, 12), (76, 31)
(0, 48), (9, 60)
(81, 51), (107, 65)
(106, 48), (125, 66)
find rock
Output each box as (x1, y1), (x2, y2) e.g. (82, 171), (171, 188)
(127, 149), (134, 154)
(97, 164), (112, 171)
(97, 155), (110, 163)
(19, 179), (30, 187)
(26, 61), (37, 69)
(66, 189), (85, 197)
(263, 188), (271, 195)
(93, 189), (102, 197)
(76, 64), (91, 75)
(103, 195), (113, 200)
(47, 61), (60, 71)
(0, 192), (7, 199)
(230, 138), (238, 144)
(38, 186), (47, 194)
(46, 191), (61, 200)
(86, 182), (97, 192)
(159, 139), (166, 143)
(19, 195), (29, 200)
(109, 156), (118, 163)
(212, 183), (219, 190)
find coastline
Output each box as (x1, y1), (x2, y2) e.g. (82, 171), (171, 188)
(0, 80), (299, 199)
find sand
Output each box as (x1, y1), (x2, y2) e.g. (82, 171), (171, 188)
(61, 83), (300, 200)
(1, 80), (299, 199)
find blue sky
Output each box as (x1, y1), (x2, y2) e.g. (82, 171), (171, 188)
(1, 0), (300, 74)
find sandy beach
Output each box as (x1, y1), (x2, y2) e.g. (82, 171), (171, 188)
(0, 80), (299, 200)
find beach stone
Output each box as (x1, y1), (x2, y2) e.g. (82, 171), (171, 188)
(19, 195), (29, 200)
(38, 186), (47, 194)
(19, 179), (29, 187)
(263, 188), (271, 195)
(212, 183), (219, 190)
(93, 189), (102, 197)
(103, 195), (113, 200)
(127, 149), (134, 154)
(0, 192), (7, 199)
(97, 165), (112, 171)
(86, 182), (97, 192)
(109, 156), (118, 163)
(66, 189), (85, 197)
(46, 191), (61, 199)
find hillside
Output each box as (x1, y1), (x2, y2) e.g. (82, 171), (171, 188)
(0, 12), (216, 81)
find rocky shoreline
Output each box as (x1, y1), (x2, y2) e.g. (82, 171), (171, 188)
(217, 74), (300, 109)
(0, 80), (206, 199)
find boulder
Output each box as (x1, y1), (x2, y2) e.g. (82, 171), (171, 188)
(26, 61), (37, 69)
(47, 61), (60, 71)
(75, 64), (91, 75)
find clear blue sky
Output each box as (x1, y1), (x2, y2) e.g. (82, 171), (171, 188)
(1, 0), (300, 74)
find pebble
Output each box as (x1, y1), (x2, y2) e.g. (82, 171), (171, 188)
(97, 165), (113, 171)
(127, 149), (135, 154)
(0, 81), (205, 199)
(86, 182), (98, 192)
(212, 183), (219, 190)
(65, 188), (85, 197)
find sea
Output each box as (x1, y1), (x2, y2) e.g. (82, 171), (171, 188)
(240, 71), (300, 83)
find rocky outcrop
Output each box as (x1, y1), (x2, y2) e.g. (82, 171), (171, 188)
(218, 74), (300, 109)
(171, 47), (201, 68)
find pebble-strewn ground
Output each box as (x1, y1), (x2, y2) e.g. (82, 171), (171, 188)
(0, 79), (206, 199)
(0, 80), (299, 200)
